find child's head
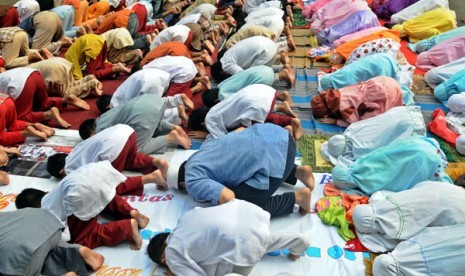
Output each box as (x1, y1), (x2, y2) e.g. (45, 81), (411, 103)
(202, 88), (220, 108)
(79, 119), (97, 140)
(147, 232), (170, 267)
(46, 153), (68, 179)
(15, 188), (46, 209)
(310, 94), (330, 118)
(96, 94), (112, 114)
(187, 107), (209, 131)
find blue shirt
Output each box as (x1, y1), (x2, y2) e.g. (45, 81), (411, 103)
(185, 123), (289, 205)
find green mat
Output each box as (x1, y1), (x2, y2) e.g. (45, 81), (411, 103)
(430, 134), (465, 162)
(298, 134), (334, 173)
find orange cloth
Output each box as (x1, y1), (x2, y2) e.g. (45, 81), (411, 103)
(141, 41), (191, 66)
(335, 30), (400, 60)
(114, 9), (133, 29)
(61, 0), (80, 9)
(88, 1), (110, 20)
(324, 184), (369, 223)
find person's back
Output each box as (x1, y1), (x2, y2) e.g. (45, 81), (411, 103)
(205, 84), (275, 139)
(110, 68), (171, 108)
(165, 199), (272, 275)
(185, 123), (289, 203)
(97, 94), (166, 135)
(143, 55), (197, 84)
(65, 124), (135, 174)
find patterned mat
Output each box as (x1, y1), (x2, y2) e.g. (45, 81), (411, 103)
(298, 134), (333, 173)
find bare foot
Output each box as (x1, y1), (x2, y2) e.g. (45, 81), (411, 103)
(34, 123), (55, 137)
(39, 48), (54, 59)
(278, 101), (297, 118)
(152, 158), (169, 180)
(114, 62), (131, 74)
(203, 40), (215, 55)
(286, 6), (294, 21)
(284, 125), (293, 137)
(180, 93), (194, 111)
(278, 68), (295, 88)
(63, 272), (77, 276)
(130, 209), (150, 229)
(84, 24), (94, 34)
(285, 64), (296, 87)
(166, 126), (192, 149)
(92, 79), (103, 96)
(79, 246), (104, 271)
(284, 23), (291, 36)
(296, 165), (314, 190)
(219, 21), (230, 35)
(177, 105), (189, 123)
(0, 171), (9, 185)
(224, 14), (237, 27)
(28, 51), (44, 63)
(291, 117), (302, 140)
(295, 188), (311, 215)
(146, 34), (153, 45)
(201, 50), (213, 65)
(45, 107), (71, 128)
(195, 75), (211, 90)
(76, 26), (86, 37)
(23, 125), (48, 141)
(278, 91), (295, 107)
(60, 36), (73, 48)
(280, 51), (290, 65)
(190, 82), (204, 94)
(143, 169), (167, 190)
(130, 219), (143, 250)
(196, 62), (206, 76)
(64, 94), (90, 110)
(287, 35), (296, 52)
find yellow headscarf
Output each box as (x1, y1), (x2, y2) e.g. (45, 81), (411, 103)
(65, 34), (105, 80)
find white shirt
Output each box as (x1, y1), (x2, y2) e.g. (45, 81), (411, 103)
(143, 55), (198, 83)
(64, 124), (135, 174)
(42, 161), (127, 240)
(205, 84), (275, 139)
(220, 36), (278, 75)
(0, 67), (37, 100)
(110, 68), (170, 108)
(149, 25), (191, 50)
(166, 199), (310, 276)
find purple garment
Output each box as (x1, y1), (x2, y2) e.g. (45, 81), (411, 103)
(317, 10), (380, 47)
(375, 0), (419, 20)
(416, 36), (465, 71)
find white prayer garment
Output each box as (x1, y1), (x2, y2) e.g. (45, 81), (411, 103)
(149, 25), (191, 50)
(41, 161), (127, 234)
(220, 36), (278, 75)
(390, 0), (450, 24)
(320, 106), (426, 166)
(143, 55), (198, 83)
(353, 181), (465, 253)
(64, 124), (135, 174)
(165, 199), (310, 276)
(0, 67), (37, 100)
(110, 68), (170, 108)
(205, 84), (275, 139)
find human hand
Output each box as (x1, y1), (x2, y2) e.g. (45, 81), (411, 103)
(188, 130), (208, 139)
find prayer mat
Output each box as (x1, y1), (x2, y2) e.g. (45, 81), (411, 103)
(430, 133), (465, 162)
(298, 134), (334, 173)
(411, 74), (433, 95)
(292, 11), (311, 28)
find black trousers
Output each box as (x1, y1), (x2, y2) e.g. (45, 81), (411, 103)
(233, 134), (297, 217)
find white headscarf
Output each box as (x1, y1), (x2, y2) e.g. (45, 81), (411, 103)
(353, 181), (465, 252)
(102, 28), (134, 50)
(0, 68), (37, 100)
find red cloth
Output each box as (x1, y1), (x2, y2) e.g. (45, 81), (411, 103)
(0, 56), (5, 68)
(0, 7), (19, 27)
(116, 176), (143, 195)
(265, 113), (293, 127)
(14, 72), (63, 123)
(131, 3), (155, 33)
(86, 43), (115, 80)
(67, 195), (134, 249)
(112, 132), (155, 174)
(0, 95), (28, 146)
(165, 80), (194, 99)
(428, 108), (459, 146)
